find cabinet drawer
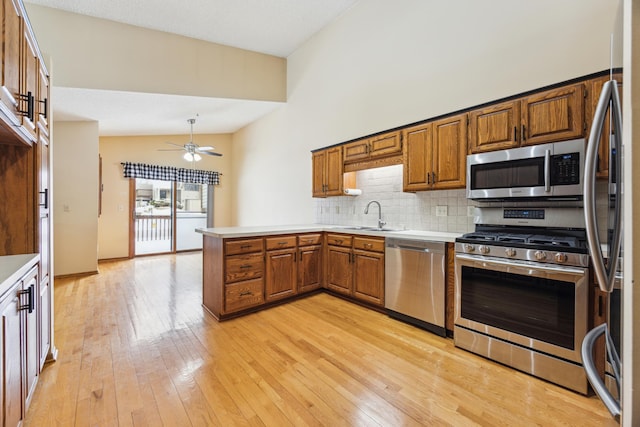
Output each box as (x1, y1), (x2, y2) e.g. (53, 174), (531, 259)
(225, 279), (264, 313)
(225, 253), (264, 283)
(353, 237), (384, 252)
(225, 238), (264, 255)
(326, 234), (352, 247)
(298, 234), (322, 246)
(265, 235), (297, 250)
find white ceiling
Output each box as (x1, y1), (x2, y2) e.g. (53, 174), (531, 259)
(24, 0), (359, 136)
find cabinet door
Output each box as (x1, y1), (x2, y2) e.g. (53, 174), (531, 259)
(298, 245), (323, 293)
(324, 146), (344, 196)
(21, 29), (39, 142)
(0, 0), (22, 124)
(39, 276), (51, 369)
(368, 131), (402, 158)
(402, 123), (432, 192)
(343, 139), (369, 163)
(353, 250), (384, 306)
(325, 246), (352, 295)
(38, 136), (50, 285)
(521, 83), (585, 146)
(265, 248), (297, 302)
(24, 269), (39, 409)
(37, 63), (50, 137)
(312, 150), (327, 197)
(432, 113), (467, 189)
(469, 100), (520, 153)
(1, 282), (23, 427)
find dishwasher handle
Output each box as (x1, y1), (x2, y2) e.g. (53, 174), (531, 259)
(386, 239), (445, 254)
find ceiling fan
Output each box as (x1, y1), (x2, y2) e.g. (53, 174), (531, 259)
(159, 118), (222, 161)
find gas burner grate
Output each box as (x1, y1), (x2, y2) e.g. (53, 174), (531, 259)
(528, 235), (580, 248)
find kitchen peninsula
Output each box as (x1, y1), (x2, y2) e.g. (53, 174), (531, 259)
(197, 225), (460, 323)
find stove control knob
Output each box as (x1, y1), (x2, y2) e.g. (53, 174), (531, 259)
(554, 253), (568, 263)
(505, 248), (516, 257)
(464, 244), (475, 253)
(479, 245), (490, 254)
(534, 250), (547, 261)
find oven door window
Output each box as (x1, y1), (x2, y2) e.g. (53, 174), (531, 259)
(460, 266), (575, 349)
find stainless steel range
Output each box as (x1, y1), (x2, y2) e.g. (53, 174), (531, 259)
(454, 207), (590, 393)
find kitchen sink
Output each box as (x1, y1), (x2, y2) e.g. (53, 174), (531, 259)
(333, 225), (401, 232)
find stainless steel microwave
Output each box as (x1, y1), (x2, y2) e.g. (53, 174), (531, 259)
(466, 138), (585, 200)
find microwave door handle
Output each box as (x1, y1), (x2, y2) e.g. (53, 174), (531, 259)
(585, 80), (616, 293)
(581, 324), (621, 419)
(544, 149), (551, 192)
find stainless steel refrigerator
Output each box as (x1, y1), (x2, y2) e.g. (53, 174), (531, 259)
(581, 76), (623, 419)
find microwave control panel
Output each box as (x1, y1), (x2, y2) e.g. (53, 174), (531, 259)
(550, 152), (580, 185)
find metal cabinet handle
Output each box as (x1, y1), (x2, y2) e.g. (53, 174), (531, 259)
(521, 124), (526, 141)
(19, 285), (35, 313)
(38, 98), (48, 119)
(240, 264), (252, 269)
(239, 291), (252, 297)
(513, 126), (517, 141)
(39, 189), (48, 209)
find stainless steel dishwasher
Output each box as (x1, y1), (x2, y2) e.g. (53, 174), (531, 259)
(385, 237), (446, 336)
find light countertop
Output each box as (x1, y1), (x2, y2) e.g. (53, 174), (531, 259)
(0, 254), (39, 299)
(197, 224), (462, 242)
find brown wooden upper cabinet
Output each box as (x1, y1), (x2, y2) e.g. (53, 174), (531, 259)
(312, 146), (343, 197)
(343, 131), (402, 163)
(586, 74), (622, 179)
(403, 113), (467, 192)
(0, 0), (45, 145)
(469, 83), (586, 153)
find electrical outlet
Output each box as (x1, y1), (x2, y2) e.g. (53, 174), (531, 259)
(436, 205), (448, 217)
(467, 206), (475, 217)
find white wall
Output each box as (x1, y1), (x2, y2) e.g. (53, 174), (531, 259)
(25, 4), (286, 102)
(53, 121), (99, 275)
(232, 0), (622, 226)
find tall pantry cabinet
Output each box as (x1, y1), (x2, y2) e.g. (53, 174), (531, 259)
(0, 0), (55, 424)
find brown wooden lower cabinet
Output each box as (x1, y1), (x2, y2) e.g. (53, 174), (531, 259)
(265, 247), (297, 302)
(353, 249), (384, 306)
(325, 234), (385, 307)
(325, 244), (353, 295)
(298, 244), (323, 293)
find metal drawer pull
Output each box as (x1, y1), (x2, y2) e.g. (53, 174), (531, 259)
(240, 244), (252, 249)
(240, 264), (252, 269)
(239, 291), (252, 297)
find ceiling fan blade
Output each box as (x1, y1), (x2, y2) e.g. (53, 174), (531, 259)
(164, 142), (185, 148)
(200, 151), (223, 157)
(157, 148), (185, 151)
(196, 146), (214, 151)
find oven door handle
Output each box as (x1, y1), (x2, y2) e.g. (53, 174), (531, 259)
(455, 254), (587, 277)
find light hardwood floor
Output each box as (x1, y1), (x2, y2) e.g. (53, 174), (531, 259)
(25, 252), (617, 426)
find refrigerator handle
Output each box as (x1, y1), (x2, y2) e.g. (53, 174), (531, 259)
(584, 80), (622, 293)
(581, 323), (621, 419)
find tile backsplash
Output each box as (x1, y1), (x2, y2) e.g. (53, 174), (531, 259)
(314, 165), (475, 233)
(314, 164), (611, 239)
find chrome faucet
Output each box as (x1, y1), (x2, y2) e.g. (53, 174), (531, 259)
(364, 200), (386, 230)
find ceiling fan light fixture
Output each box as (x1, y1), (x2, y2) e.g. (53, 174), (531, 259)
(193, 153), (202, 161)
(183, 152), (194, 162)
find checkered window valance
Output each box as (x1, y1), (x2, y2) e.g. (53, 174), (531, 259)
(121, 162), (220, 185)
